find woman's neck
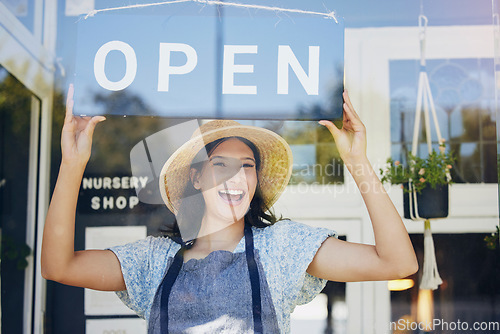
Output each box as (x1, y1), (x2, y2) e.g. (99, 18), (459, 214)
(191, 215), (245, 254)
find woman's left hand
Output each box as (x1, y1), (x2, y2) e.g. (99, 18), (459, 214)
(319, 90), (367, 166)
(311, 91), (418, 283)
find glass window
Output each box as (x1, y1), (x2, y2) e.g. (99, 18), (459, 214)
(0, 65), (38, 333)
(0, 0), (36, 34)
(390, 58), (497, 183)
(390, 233), (500, 333)
(240, 120), (344, 185)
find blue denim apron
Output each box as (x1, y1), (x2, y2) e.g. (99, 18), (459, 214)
(147, 224), (280, 333)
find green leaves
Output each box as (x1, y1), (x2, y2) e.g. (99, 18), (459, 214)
(1, 234), (32, 270)
(380, 158), (409, 185)
(380, 149), (456, 193)
(484, 226), (500, 250)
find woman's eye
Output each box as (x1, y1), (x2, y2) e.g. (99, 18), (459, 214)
(243, 163), (255, 168)
(213, 162), (226, 167)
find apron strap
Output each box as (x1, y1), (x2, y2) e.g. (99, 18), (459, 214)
(244, 223), (263, 334)
(159, 223), (263, 334)
(160, 247), (184, 334)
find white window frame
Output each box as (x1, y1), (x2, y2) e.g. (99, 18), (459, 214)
(343, 25), (499, 334)
(276, 24), (499, 334)
(0, 1), (57, 334)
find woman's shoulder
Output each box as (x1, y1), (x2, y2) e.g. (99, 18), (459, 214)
(111, 234), (181, 259)
(253, 219), (336, 252)
(146, 235), (182, 253)
(122, 234), (176, 248)
(255, 219), (332, 237)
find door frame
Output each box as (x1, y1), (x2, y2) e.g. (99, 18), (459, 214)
(0, 1), (57, 333)
(345, 25), (498, 334)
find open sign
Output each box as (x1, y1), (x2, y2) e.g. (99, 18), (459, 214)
(75, 14), (344, 120)
(94, 41), (321, 96)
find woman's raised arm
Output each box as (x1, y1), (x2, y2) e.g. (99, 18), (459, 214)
(41, 85), (125, 291)
(307, 91), (419, 282)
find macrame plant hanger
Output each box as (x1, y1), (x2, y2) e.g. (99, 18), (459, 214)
(409, 14), (444, 290)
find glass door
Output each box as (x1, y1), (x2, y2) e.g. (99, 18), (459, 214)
(0, 65), (40, 333)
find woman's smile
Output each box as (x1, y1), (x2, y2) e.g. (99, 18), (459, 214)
(218, 188), (247, 206)
(192, 137), (258, 223)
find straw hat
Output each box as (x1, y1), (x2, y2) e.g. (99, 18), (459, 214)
(159, 120), (293, 214)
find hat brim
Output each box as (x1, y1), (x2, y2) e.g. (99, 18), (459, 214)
(159, 124), (293, 215)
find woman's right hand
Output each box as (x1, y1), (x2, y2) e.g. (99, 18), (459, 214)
(42, 85), (125, 291)
(61, 84), (105, 165)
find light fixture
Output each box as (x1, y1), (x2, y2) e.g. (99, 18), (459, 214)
(417, 289), (434, 332)
(388, 279), (415, 291)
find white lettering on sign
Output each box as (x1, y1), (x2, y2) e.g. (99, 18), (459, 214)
(158, 43), (198, 92)
(94, 42), (320, 95)
(103, 196), (114, 209)
(82, 176), (148, 190)
(84, 176), (146, 211)
(103, 177), (111, 189)
(91, 196), (140, 210)
(222, 45), (258, 95)
(277, 45), (320, 95)
(94, 40), (137, 91)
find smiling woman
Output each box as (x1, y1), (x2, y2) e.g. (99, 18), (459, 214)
(187, 138), (258, 234)
(41, 87), (418, 334)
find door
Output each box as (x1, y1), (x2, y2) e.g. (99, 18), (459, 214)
(0, 65), (40, 333)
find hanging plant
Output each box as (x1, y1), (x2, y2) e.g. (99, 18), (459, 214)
(380, 140), (455, 193)
(380, 141), (456, 219)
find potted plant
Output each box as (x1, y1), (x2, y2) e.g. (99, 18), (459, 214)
(380, 140), (455, 220)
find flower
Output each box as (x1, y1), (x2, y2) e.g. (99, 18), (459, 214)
(380, 149), (455, 194)
(439, 138), (446, 146)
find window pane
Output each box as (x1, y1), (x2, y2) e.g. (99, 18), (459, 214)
(0, 65), (37, 333)
(280, 121), (343, 185)
(390, 234), (500, 333)
(0, 0), (36, 33)
(390, 58), (498, 183)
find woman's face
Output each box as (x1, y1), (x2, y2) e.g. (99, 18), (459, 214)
(191, 138), (258, 224)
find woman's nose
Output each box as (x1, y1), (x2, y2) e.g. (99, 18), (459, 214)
(227, 165), (246, 183)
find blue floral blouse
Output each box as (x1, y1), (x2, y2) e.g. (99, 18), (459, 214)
(109, 220), (336, 333)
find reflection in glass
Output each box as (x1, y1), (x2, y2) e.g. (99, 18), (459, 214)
(0, 0), (35, 33)
(390, 58), (498, 183)
(493, 0), (500, 235)
(261, 120), (343, 185)
(391, 234), (500, 334)
(0, 65), (36, 333)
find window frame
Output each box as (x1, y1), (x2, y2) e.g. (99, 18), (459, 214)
(344, 25), (499, 334)
(0, 1), (57, 334)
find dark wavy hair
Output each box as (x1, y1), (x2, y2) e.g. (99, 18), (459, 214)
(161, 136), (283, 247)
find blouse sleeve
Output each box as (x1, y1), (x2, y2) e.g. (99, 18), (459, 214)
(270, 220), (336, 310)
(108, 236), (160, 319)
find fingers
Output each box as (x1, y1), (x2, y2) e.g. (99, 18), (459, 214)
(65, 84), (75, 124)
(342, 90), (362, 121)
(318, 120), (341, 139)
(343, 91), (357, 116)
(342, 90), (365, 131)
(84, 116), (106, 138)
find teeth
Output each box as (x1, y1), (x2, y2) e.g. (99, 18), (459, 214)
(219, 189), (244, 195)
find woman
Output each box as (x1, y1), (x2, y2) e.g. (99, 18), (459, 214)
(41, 85), (418, 333)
